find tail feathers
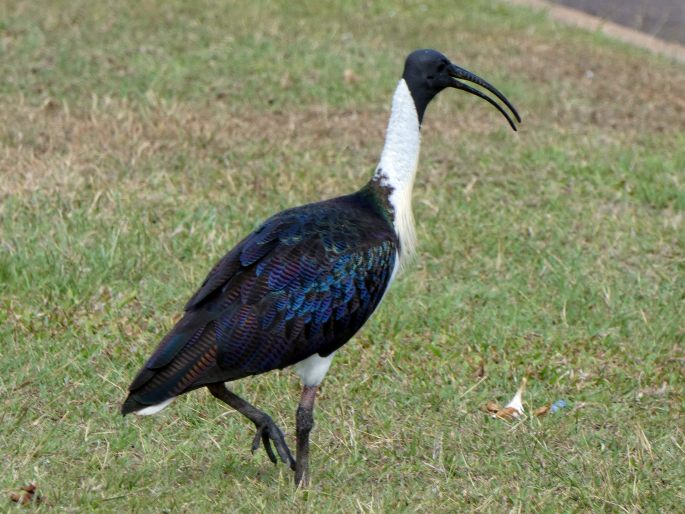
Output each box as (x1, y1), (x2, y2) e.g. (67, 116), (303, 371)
(128, 312), (211, 392)
(122, 321), (218, 415)
(121, 395), (175, 416)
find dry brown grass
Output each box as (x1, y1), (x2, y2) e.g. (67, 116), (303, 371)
(4, 31), (684, 202)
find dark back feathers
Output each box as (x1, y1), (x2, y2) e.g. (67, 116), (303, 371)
(123, 190), (398, 412)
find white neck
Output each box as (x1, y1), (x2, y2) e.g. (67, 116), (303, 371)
(373, 79), (421, 269)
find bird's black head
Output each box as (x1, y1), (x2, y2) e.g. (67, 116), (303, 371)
(402, 49), (521, 129)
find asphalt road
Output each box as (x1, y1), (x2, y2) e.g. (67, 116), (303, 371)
(554, 0), (685, 45)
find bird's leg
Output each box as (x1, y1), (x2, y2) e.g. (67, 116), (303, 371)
(207, 383), (296, 470)
(295, 385), (318, 488)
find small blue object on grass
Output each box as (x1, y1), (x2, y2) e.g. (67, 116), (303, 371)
(550, 400), (568, 413)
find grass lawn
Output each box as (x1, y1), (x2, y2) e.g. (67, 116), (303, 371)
(2, 0), (684, 511)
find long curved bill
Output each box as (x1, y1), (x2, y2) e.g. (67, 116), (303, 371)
(448, 64), (521, 131)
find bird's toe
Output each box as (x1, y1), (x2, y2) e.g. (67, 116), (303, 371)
(251, 417), (296, 470)
(267, 422), (296, 470)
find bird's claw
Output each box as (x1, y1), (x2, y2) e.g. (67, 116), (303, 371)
(251, 418), (296, 470)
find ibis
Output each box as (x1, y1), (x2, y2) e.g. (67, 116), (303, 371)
(122, 49), (520, 486)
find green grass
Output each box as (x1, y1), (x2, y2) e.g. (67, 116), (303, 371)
(2, 0), (684, 511)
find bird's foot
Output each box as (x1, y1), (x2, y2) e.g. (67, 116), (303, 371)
(251, 416), (296, 470)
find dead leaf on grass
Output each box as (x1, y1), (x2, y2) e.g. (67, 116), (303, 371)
(534, 405), (550, 417)
(484, 400), (500, 414)
(494, 406), (521, 420)
(9, 483), (41, 506)
(485, 377), (527, 421)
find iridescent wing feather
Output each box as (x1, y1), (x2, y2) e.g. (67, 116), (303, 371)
(122, 192), (397, 412)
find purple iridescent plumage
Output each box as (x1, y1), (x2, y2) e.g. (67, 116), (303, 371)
(121, 186), (397, 414)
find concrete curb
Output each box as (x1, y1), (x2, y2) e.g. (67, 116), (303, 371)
(508, 0), (685, 64)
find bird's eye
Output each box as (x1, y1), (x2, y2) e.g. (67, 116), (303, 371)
(437, 63), (446, 72)
(426, 75), (434, 80)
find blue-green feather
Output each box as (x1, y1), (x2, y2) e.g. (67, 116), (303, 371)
(123, 187), (398, 410)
